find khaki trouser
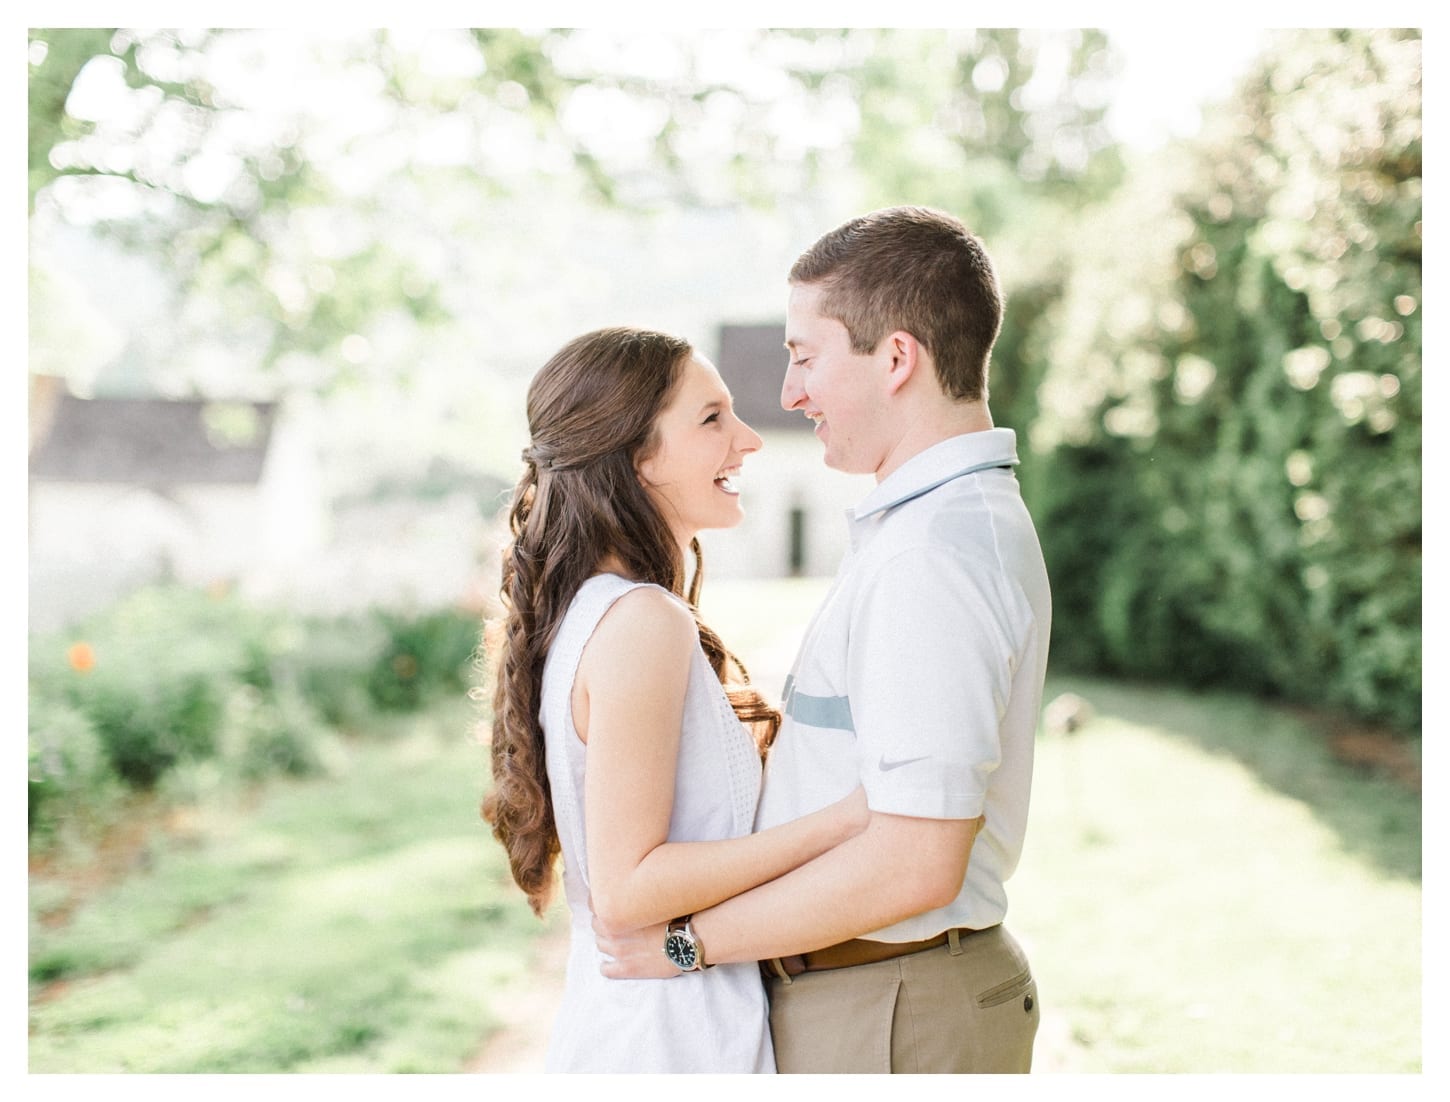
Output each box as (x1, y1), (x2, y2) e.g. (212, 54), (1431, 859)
(766, 924), (1038, 1074)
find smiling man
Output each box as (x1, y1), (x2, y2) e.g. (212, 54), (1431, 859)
(598, 207), (1052, 1074)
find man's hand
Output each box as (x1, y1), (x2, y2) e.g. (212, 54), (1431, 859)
(593, 915), (680, 979)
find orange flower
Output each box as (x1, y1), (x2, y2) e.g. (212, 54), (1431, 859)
(67, 642), (96, 673)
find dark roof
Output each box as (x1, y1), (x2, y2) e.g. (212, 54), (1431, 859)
(714, 323), (808, 433)
(29, 395), (277, 485)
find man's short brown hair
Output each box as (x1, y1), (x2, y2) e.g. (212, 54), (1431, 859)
(789, 206), (1003, 402)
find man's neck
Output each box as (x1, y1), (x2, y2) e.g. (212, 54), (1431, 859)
(875, 400), (994, 483)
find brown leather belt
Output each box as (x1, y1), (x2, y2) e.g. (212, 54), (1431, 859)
(761, 927), (986, 980)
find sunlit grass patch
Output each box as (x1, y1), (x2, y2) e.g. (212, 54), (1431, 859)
(28, 699), (543, 1073)
(1013, 677), (1420, 1073)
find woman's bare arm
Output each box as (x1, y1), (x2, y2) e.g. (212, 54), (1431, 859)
(579, 587), (867, 931)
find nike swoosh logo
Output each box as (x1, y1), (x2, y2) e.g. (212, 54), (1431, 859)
(878, 754), (931, 772)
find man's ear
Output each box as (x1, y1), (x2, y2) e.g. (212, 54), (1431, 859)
(883, 331), (921, 396)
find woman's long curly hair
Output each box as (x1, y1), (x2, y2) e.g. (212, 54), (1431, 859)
(481, 326), (780, 917)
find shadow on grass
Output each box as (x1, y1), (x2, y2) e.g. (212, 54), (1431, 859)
(1045, 675), (1422, 883)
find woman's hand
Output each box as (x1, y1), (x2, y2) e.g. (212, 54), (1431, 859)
(593, 914), (679, 979)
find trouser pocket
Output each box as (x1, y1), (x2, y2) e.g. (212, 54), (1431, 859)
(977, 967), (1034, 1009)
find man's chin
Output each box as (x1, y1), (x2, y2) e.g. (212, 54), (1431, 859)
(821, 448), (871, 477)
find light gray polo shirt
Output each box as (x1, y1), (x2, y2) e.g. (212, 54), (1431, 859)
(755, 428), (1051, 942)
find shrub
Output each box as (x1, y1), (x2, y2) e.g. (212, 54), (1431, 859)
(31, 587), (296, 788)
(216, 684), (336, 782)
(43, 638), (227, 788)
(1026, 29), (1421, 731)
(365, 609), (481, 712)
(28, 586), (485, 839)
(28, 695), (122, 838)
(285, 614), (385, 731)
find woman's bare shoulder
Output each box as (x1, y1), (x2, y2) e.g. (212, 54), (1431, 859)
(595, 583), (693, 639)
(574, 585), (693, 696)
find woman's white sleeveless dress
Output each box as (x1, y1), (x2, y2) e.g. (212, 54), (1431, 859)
(540, 573), (774, 1073)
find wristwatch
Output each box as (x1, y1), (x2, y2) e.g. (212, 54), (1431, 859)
(663, 915), (710, 971)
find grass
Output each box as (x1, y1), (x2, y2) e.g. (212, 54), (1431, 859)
(1010, 676), (1421, 1073)
(27, 577), (1422, 1074)
(28, 699), (556, 1073)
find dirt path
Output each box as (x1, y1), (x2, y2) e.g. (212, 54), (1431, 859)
(466, 923), (570, 1072)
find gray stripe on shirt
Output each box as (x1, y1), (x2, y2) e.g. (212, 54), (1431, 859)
(782, 674), (855, 733)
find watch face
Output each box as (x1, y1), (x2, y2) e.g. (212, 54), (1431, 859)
(664, 931), (698, 970)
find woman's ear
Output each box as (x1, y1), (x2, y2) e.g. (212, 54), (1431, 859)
(635, 449), (658, 489)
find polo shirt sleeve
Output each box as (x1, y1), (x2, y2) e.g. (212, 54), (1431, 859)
(846, 543), (1022, 820)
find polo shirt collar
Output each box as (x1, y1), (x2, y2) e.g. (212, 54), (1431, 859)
(852, 428), (1020, 521)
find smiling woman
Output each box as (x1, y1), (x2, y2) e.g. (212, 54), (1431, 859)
(479, 325), (867, 1072)
(636, 353), (763, 547)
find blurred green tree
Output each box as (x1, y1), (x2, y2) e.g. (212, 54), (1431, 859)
(1029, 29), (1421, 730)
(842, 29), (1124, 227)
(28, 28), (1124, 398)
(28, 29), (577, 394)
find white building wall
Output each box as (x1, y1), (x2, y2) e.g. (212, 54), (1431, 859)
(261, 492), (487, 616)
(168, 486), (270, 582)
(28, 483), (264, 631)
(253, 403), (326, 572)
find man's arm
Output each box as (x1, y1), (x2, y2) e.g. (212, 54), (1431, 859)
(581, 587), (870, 932)
(596, 808), (982, 976)
(699, 808), (982, 960)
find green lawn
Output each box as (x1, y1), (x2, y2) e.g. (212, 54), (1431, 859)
(1010, 676), (1421, 1073)
(29, 579), (1421, 1073)
(28, 699), (559, 1073)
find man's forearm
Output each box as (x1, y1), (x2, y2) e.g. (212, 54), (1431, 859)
(692, 811), (981, 964)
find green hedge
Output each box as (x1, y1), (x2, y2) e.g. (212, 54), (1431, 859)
(28, 586), (485, 839)
(1012, 29), (1420, 731)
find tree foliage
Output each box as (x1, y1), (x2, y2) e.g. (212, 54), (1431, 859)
(28, 27), (1122, 396)
(1028, 29), (1421, 731)
(28, 28), (656, 394)
(843, 28), (1124, 231)
(28, 27), (1420, 730)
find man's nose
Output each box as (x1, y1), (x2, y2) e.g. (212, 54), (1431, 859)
(781, 364), (805, 411)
